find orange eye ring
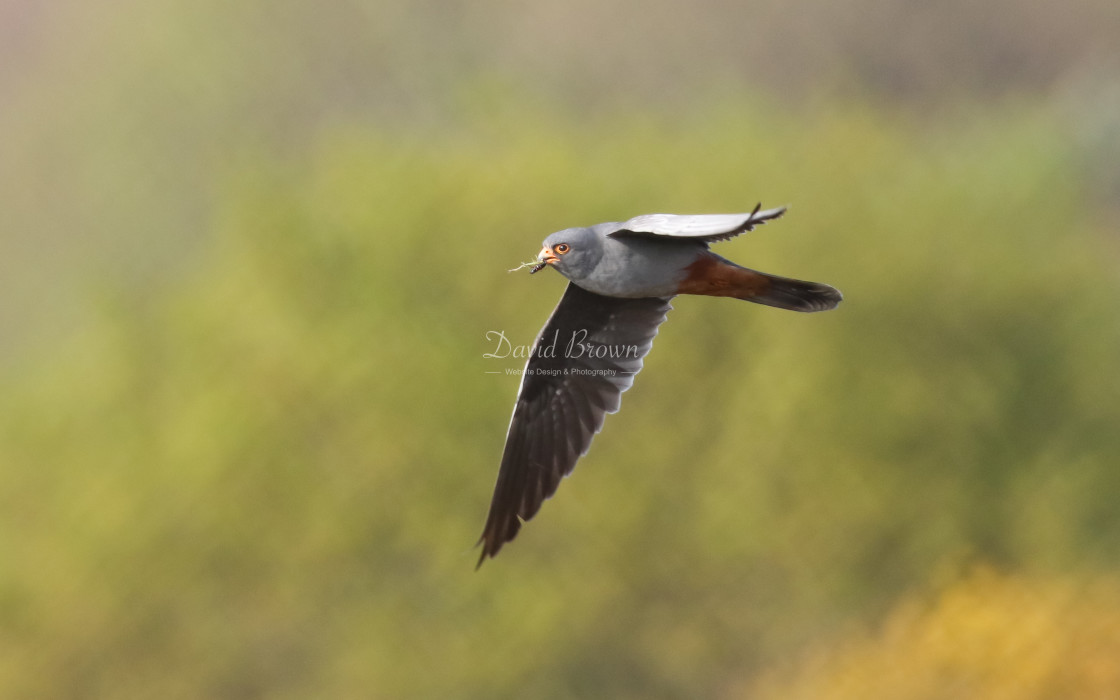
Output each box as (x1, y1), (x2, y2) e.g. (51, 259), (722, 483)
(555, 243), (570, 254)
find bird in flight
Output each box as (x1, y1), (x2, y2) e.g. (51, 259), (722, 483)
(478, 204), (841, 566)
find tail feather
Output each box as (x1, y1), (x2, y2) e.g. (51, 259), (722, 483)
(676, 252), (842, 312)
(736, 269), (843, 312)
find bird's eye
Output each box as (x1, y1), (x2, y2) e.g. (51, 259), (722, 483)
(555, 243), (570, 254)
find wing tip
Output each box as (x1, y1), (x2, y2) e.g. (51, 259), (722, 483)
(748, 202), (788, 226)
(475, 529), (503, 569)
(475, 509), (524, 568)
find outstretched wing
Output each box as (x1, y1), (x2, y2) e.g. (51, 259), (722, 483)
(610, 203), (787, 243)
(478, 282), (672, 566)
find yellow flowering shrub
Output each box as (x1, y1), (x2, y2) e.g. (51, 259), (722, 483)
(749, 570), (1120, 700)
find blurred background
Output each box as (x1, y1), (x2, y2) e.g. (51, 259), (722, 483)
(2, 0), (1120, 697)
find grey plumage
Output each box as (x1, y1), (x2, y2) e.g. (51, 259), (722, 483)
(610, 204), (787, 242)
(478, 203), (839, 565)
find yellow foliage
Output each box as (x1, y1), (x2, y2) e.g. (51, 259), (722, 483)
(748, 570), (1120, 700)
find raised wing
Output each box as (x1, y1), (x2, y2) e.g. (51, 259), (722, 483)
(478, 282), (673, 566)
(610, 203), (787, 243)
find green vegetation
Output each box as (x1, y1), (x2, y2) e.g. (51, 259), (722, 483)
(2, 95), (1118, 697)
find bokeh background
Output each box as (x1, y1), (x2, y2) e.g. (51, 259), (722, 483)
(3, 1), (1120, 698)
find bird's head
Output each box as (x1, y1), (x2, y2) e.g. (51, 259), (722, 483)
(534, 227), (601, 279)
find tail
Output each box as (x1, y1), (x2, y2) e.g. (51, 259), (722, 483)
(734, 268), (842, 312)
(677, 253), (842, 312)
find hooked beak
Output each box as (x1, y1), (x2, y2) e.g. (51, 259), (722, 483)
(530, 246), (559, 274)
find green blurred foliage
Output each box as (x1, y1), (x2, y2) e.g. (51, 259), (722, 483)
(6, 0), (1120, 356)
(2, 95), (1118, 698)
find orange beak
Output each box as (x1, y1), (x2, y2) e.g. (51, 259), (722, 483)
(538, 246), (560, 265)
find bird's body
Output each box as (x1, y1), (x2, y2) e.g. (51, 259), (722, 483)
(478, 204), (841, 566)
(551, 229), (701, 297)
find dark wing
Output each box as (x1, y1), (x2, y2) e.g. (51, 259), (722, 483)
(609, 203), (787, 243)
(478, 282), (673, 566)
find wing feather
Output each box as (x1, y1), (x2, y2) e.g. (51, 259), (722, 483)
(610, 203), (787, 243)
(477, 282), (672, 565)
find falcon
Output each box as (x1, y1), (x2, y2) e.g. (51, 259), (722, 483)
(478, 204), (841, 565)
